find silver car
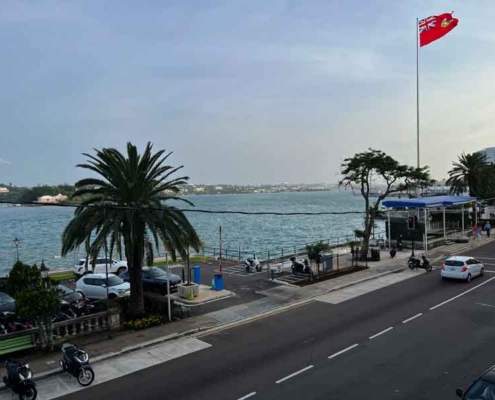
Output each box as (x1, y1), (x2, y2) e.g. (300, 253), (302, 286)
(441, 256), (484, 283)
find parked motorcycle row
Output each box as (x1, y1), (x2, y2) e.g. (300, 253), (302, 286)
(3, 343), (96, 400)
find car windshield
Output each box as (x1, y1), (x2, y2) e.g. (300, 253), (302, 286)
(150, 268), (166, 278)
(78, 260), (85, 266)
(57, 285), (73, 294)
(105, 276), (124, 287)
(445, 260), (465, 267)
(0, 292), (14, 306)
(465, 379), (495, 399)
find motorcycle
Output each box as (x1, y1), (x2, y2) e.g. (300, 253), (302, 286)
(59, 343), (95, 386)
(3, 360), (37, 400)
(244, 256), (261, 273)
(290, 257), (313, 277)
(408, 254), (432, 272)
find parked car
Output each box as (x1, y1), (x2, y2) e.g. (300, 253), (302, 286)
(441, 256), (484, 283)
(73, 258), (128, 277)
(119, 266), (182, 294)
(457, 364), (495, 398)
(76, 273), (130, 300)
(0, 292), (15, 313)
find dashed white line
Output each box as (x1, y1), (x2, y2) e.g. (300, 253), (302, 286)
(275, 365), (314, 384)
(328, 344), (359, 360)
(430, 276), (495, 310)
(369, 327), (394, 340)
(237, 392), (257, 400)
(477, 303), (495, 309)
(402, 313), (423, 324)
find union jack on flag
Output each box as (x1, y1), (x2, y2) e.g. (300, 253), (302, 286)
(418, 16), (436, 33)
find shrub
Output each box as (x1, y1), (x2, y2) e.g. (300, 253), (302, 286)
(144, 292), (174, 318)
(120, 314), (164, 331)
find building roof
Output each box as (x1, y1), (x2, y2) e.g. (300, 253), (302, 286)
(382, 195), (476, 209)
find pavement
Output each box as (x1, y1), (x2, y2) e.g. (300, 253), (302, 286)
(2, 236), (494, 399)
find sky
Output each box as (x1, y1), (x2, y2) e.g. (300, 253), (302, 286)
(1, 0), (495, 186)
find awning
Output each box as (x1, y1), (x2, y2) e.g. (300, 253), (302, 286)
(382, 195), (476, 209)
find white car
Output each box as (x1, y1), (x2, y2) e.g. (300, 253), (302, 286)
(76, 273), (130, 300)
(441, 256), (484, 283)
(73, 258), (128, 276)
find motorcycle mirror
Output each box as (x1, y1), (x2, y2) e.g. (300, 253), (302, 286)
(455, 388), (463, 397)
(101, 284), (106, 288)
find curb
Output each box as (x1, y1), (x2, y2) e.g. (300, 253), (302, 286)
(7, 237), (493, 387)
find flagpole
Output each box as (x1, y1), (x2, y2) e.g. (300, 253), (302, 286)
(416, 17), (420, 169)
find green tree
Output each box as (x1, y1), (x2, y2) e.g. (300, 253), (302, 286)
(305, 241), (331, 275)
(340, 149), (431, 257)
(61, 142), (201, 317)
(7, 262), (60, 351)
(447, 152), (490, 197)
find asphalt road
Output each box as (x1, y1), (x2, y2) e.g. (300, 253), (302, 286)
(60, 242), (495, 400)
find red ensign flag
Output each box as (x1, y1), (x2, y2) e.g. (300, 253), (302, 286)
(419, 13), (458, 47)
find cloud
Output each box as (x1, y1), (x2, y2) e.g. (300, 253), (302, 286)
(0, 158), (11, 165)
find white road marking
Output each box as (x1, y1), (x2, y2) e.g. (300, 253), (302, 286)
(477, 257), (495, 260)
(430, 276), (495, 311)
(328, 344), (359, 360)
(369, 327), (394, 340)
(237, 392), (257, 400)
(485, 270), (495, 273)
(477, 303), (495, 309)
(275, 365), (314, 384)
(482, 263), (495, 266)
(402, 313), (423, 324)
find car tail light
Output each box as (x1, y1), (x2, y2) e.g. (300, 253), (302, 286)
(462, 265), (468, 272)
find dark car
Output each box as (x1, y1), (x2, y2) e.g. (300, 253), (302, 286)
(56, 284), (93, 317)
(0, 292), (15, 313)
(457, 364), (495, 399)
(120, 267), (182, 294)
(56, 284), (85, 305)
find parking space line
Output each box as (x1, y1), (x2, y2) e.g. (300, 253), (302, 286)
(482, 263), (495, 266)
(477, 303), (495, 309)
(485, 271), (495, 273)
(369, 327), (394, 340)
(237, 392), (257, 400)
(430, 276), (495, 311)
(275, 365), (314, 384)
(477, 257), (495, 260)
(328, 344), (359, 360)
(402, 313), (423, 324)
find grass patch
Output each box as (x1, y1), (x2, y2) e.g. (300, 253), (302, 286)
(153, 255), (210, 266)
(49, 272), (76, 284)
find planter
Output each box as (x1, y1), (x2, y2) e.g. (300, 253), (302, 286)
(178, 283), (199, 299)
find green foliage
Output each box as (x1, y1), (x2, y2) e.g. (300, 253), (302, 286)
(354, 229), (365, 240)
(121, 314), (164, 331)
(7, 261), (43, 296)
(143, 291), (173, 316)
(306, 241), (331, 275)
(18, 184), (74, 203)
(340, 149), (431, 253)
(447, 152), (494, 198)
(61, 142), (201, 317)
(15, 289), (60, 321)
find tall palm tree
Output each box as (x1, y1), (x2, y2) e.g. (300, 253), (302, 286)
(447, 152), (488, 197)
(61, 142), (201, 317)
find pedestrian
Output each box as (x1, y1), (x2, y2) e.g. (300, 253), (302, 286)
(485, 221), (492, 238)
(472, 225), (477, 239)
(477, 225), (483, 240)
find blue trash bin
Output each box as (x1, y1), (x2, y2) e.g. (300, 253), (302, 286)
(192, 266), (201, 284)
(214, 274), (224, 291)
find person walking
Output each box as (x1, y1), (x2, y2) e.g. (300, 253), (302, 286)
(472, 225), (478, 240)
(485, 221), (492, 238)
(477, 225), (483, 240)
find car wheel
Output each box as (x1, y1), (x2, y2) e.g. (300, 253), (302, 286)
(480, 268), (484, 277)
(76, 290), (85, 298)
(466, 274), (472, 283)
(117, 267), (126, 275)
(108, 294), (117, 300)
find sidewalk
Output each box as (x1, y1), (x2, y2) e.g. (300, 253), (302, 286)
(10, 235), (494, 380)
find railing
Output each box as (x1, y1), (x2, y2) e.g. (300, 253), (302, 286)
(200, 231), (387, 263)
(52, 312), (110, 340)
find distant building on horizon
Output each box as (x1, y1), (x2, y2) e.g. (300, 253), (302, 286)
(477, 147), (495, 164)
(0, 187), (9, 194)
(38, 193), (68, 204)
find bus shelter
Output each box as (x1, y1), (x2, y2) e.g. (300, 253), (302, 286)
(382, 195), (477, 251)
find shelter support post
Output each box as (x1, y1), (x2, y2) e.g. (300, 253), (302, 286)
(387, 210), (391, 249)
(424, 208), (428, 252)
(462, 204), (465, 237)
(443, 207), (446, 240)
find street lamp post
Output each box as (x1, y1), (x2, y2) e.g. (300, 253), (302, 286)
(40, 260), (50, 288)
(13, 237), (20, 262)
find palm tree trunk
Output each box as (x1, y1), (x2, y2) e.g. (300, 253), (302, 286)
(128, 240), (145, 318)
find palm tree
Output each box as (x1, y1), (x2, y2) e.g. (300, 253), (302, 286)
(447, 152), (488, 197)
(61, 142), (201, 317)
(305, 241), (332, 275)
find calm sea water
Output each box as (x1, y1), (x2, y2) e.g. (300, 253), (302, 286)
(0, 191), (382, 271)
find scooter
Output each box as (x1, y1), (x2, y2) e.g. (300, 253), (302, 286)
(408, 254), (432, 272)
(59, 343), (95, 386)
(290, 257), (313, 277)
(244, 256), (261, 273)
(3, 360), (37, 400)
